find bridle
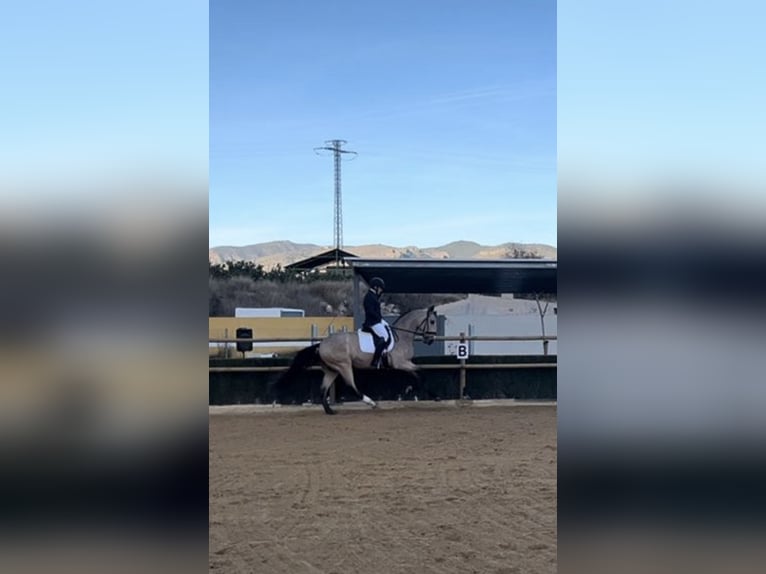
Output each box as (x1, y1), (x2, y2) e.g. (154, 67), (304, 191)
(391, 310), (437, 342)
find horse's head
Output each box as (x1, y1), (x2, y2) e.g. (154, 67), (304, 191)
(392, 305), (439, 345)
(421, 305), (438, 345)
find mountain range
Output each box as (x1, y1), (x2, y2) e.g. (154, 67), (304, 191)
(209, 240), (557, 269)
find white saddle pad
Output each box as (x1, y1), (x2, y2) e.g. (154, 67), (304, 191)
(357, 324), (395, 354)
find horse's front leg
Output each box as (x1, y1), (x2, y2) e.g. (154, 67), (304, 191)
(403, 369), (421, 401)
(398, 361), (439, 401)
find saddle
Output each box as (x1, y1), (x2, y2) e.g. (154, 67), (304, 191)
(357, 324), (395, 354)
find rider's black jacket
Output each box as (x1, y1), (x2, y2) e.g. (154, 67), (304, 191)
(362, 289), (382, 329)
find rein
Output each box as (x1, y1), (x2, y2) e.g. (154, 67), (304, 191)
(391, 325), (423, 335)
(390, 313), (434, 337)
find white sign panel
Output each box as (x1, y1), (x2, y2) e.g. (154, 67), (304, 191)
(456, 343), (469, 360)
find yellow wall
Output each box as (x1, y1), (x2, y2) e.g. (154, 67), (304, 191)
(209, 317), (354, 357)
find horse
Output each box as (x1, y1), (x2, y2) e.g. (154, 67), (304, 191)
(275, 306), (438, 415)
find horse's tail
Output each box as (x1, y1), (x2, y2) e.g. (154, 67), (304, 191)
(275, 343), (321, 386)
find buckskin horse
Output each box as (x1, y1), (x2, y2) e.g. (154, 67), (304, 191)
(275, 306), (438, 414)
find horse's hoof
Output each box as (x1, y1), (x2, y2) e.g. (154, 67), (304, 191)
(361, 395), (377, 408)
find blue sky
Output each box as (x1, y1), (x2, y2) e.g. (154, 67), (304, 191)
(1, 1), (208, 190)
(210, 1), (556, 248)
(3, 1), (762, 249)
(558, 1), (765, 191)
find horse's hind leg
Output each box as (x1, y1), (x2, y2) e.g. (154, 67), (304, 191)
(338, 364), (377, 409)
(320, 368), (338, 415)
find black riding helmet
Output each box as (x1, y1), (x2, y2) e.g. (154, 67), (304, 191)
(369, 277), (385, 290)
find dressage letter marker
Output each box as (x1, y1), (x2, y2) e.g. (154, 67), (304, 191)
(456, 343), (469, 360)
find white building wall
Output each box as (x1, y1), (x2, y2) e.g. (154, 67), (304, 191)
(442, 312), (557, 356)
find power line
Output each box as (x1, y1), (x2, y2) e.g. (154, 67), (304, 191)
(314, 139), (357, 266)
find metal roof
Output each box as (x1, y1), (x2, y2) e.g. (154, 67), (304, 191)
(349, 258), (557, 294)
(284, 248), (358, 270)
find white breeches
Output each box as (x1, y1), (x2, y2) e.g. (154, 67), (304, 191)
(371, 322), (388, 340)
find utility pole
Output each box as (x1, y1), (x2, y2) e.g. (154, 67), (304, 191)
(314, 140), (357, 267)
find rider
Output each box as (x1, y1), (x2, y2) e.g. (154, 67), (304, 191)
(363, 277), (389, 368)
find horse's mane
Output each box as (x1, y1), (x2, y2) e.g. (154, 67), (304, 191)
(392, 306), (435, 329)
(391, 307), (418, 325)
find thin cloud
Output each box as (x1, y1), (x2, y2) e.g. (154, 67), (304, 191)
(428, 86), (520, 105)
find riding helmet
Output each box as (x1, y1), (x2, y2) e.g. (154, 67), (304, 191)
(369, 277), (385, 290)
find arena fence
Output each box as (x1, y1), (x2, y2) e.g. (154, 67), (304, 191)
(209, 333), (556, 403)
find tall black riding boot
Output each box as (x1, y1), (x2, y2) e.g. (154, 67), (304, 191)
(371, 339), (385, 368)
